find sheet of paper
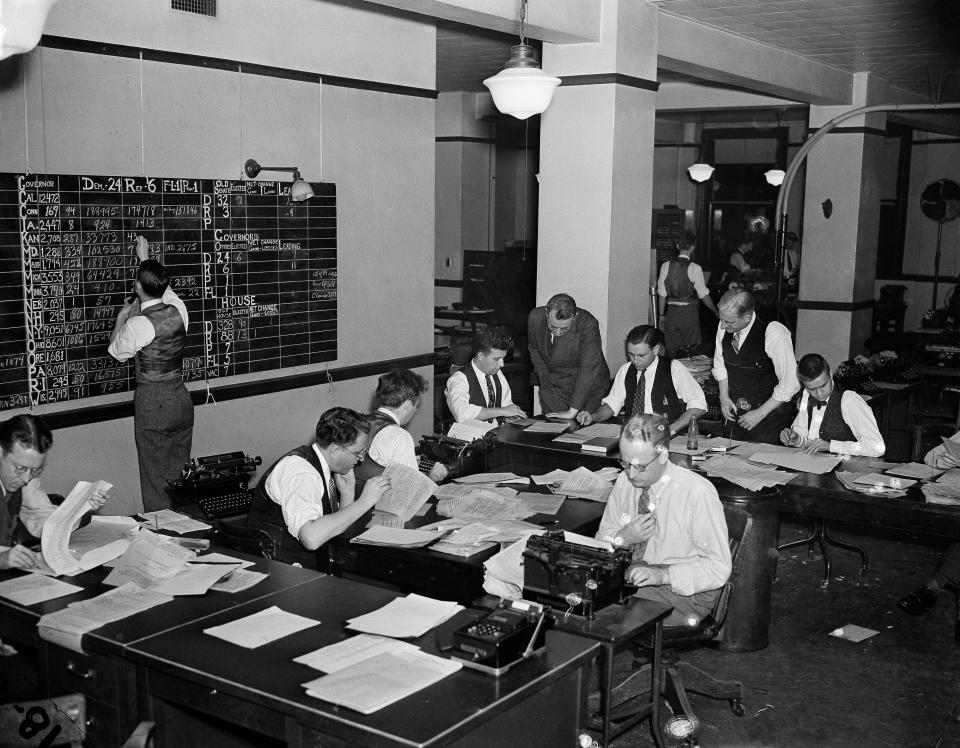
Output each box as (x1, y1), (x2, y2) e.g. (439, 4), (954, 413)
(102, 530), (194, 589)
(937, 468), (960, 485)
(376, 464), (437, 521)
(137, 509), (212, 534)
(366, 511), (405, 528)
(454, 472), (524, 485)
(447, 419), (495, 441)
(153, 562), (242, 596)
(728, 441), (793, 456)
(436, 495), (534, 521)
(884, 462), (943, 481)
(0, 574), (83, 606)
(941, 436), (960, 462)
(835, 471), (907, 498)
(350, 526), (444, 548)
(40, 480), (113, 576)
(346, 593), (463, 639)
(303, 650), (462, 714)
(482, 537), (530, 596)
(294, 633), (420, 673)
(557, 466), (613, 502)
(553, 433), (590, 445)
(192, 552), (256, 569)
(531, 469), (570, 486)
(37, 582), (172, 654)
(209, 568), (268, 593)
(592, 466), (622, 483)
(828, 623), (878, 642)
(204, 605), (320, 648)
(563, 531), (613, 551)
(750, 452), (840, 474)
(434, 483), (517, 499)
(514, 492), (565, 515)
(575, 423), (622, 439)
(700, 454), (798, 491)
(523, 421), (570, 434)
(851, 472), (916, 489)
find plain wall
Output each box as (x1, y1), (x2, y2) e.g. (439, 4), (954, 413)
(0, 0), (436, 513)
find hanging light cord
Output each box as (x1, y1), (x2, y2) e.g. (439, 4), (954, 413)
(519, 0), (527, 44)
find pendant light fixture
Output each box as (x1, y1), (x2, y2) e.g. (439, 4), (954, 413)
(483, 0), (560, 120)
(0, 0), (60, 60)
(764, 169), (785, 186)
(687, 163), (715, 183)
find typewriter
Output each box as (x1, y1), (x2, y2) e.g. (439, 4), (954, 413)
(416, 432), (496, 481)
(169, 451), (262, 519)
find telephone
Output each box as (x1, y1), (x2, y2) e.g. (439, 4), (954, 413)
(451, 600), (551, 674)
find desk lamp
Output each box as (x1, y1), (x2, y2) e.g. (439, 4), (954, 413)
(243, 159), (314, 202)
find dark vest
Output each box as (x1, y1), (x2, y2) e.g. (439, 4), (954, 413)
(137, 303), (186, 384)
(619, 357), (684, 423)
(354, 411), (397, 496)
(0, 487), (23, 549)
(665, 257), (697, 303)
(245, 444), (333, 569)
(809, 387), (856, 443)
(462, 364), (502, 418)
(721, 317), (779, 408)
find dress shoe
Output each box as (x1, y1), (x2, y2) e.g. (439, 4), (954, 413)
(897, 586), (938, 616)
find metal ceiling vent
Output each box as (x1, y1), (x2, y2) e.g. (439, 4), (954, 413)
(171, 0), (217, 17)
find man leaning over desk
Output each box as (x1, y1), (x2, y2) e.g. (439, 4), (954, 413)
(0, 414), (106, 570)
(596, 414), (731, 627)
(779, 353), (885, 457)
(245, 407), (390, 570)
(445, 326), (526, 424)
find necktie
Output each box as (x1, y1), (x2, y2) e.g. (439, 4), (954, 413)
(631, 369), (646, 415)
(806, 395), (826, 425)
(486, 374), (496, 407)
(732, 331), (742, 353)
(327, 475), (339, 512)
(632, 488), (651, 561)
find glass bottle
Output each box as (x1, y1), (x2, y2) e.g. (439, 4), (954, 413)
(687, 416), (699, 451)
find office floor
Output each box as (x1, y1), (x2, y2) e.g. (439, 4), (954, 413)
(602, 519), (960, 748)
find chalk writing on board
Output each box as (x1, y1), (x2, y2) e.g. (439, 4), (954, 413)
(0, 173), (338, 410)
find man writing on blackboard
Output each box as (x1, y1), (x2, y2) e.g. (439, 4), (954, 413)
(108, 236), (193, 512)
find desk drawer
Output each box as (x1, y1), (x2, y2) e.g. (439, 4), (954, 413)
(46, 647), (122, 705)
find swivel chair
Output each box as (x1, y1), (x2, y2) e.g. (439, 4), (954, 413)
(603, 505), (752, 743)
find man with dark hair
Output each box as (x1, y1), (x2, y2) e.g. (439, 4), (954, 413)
(780, 353), (884, 456)
(712, 289), (799, 442)
(576, 325), (706, 437)
(445, 326), (526, 423)
(245, 407), (390, 569)
(527, 292), (610, 418)
(596, 413), (730, 626)
(355, 368), (447, 489)
(0, 414), (105, 570)
(657, 231), (719, 356)
(109, 235), (193, 512)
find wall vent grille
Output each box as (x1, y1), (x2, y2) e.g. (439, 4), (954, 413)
(171, 0), (216, 18)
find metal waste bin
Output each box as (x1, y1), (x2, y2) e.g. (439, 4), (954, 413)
(716, 485), (779, 652)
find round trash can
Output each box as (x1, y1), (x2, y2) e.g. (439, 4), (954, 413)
(716, 484), (779, 652)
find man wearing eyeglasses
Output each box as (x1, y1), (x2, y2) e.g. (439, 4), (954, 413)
(0, 414), (106, 570)
(596, 414), (731, 626)
(245, 407), (391, 570)
(527, 293), (610, 419)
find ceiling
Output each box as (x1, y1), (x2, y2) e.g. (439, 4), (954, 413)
(436, 0), (960, 103)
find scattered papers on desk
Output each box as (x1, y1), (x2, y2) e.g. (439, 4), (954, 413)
(192, 551), (256, 569)
(851, 472), (916, 490)
(153, 561), (242, 596)
(884, 462), (943, 481)
(436, 494), (534, 521)
(750, 452), (840, 474)
(136, 509), (211, 534)
(700, 455), (797, 491)
(828, 623), (878, 642)
(867, 459), (903, 470)
(523, 420), (570, 434)
(294, 633), (420, 673)
(553, 432), (591, 445)
(835, 472), (906, 498)
(557, 467), (613, 502)
(922, 482), (960, 505)
(38, 583), (172, 654)
(514, 491), (565, 515)
(593, 466), (622, 483)
(376, 464), (437, 521)
(937, 468), (960, 485)
(482, 537), (530, 599)
(454, 471), (524, 485)
(669, 436), (745, 455)
(32, 515), (136, 577)
(204, 605), (320, 648)
(302, 649), (462, 714)
(729, 441), (793, 457)
(434, 483), (518, 499)
(102, 530), (195, 589)
(210, 568), (268, 593)
(0, 575), (83, 606)
(447, 418), (495, 441)
(422, 518), (542, 553)
(531, 468), (570, 485)
(40, 480), (114, 576)
(346, 593), (463, 639)
(941, 436), (960, 462)
(366, 511), (406, 528)
(576, 423), (623, 439)
(351, 526), (446, 548)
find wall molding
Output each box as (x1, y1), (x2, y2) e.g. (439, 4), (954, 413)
(808, 125), (887, 138)
(560, 73), (659, 92)
(435, 136), (496, 144)
(796, 299), (875, 312)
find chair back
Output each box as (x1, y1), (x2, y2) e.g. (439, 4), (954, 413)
(214, 517), (275, 560)
(709, 505), (753, 640)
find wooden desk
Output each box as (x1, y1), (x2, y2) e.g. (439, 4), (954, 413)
(329, 486), (605, 604)
(128, 575), (600, 747)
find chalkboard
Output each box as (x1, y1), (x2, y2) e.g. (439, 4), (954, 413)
(0, 173), (337, 410)
(652, 207), (685, 269)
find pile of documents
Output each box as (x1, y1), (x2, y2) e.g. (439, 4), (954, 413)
(677, 354), (714, 385)
(699, 454), (797, 491)
(557, 466), (614, 502)
(436, 494), (535, 521)
(137, 509), (211, 534)
(346, 593), (463, 638)
(420, 518), (544, 557)
(835, 472), (909, 497)
(350, 526), (447, 549)
(375, 464), (438, 522)
(922, 482), (960, 505)
(447, 418), (496, 441)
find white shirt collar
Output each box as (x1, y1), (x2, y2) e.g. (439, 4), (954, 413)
(377, 406), (402, 425)
(638, 356), (660, 381)
(471, 359), (494, 381)
(311, 443), (333, 486)
(736, 312), (756, 340)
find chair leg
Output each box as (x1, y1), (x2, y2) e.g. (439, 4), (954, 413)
(674, 661), (744, 716)
(813, 519), (832, 584)
(776, 520), (820, 556)
(822, 523), (869, 579)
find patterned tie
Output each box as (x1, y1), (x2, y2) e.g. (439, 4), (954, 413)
(732, 331), (742, 353)
(327, 475), (339, 512)
(631, 369), (646, 415)
(632, 488), (651, 561)
(486, 374), (496, 407)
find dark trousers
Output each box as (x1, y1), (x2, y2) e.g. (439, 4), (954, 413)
(663, 303), (701, 356)
(134, 381), (194, 512)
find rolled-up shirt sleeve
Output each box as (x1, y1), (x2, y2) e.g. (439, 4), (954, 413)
(765, 322), (800, 402)
(369, 424), (419, 471)
(16, 478), (55, 539)
(107, 316), (156, 361)
(265, 455), (329, 539)
(711, 324), (728, 383)
(601, 364), (630, 416)
(830, 391), (885, 457)
(671, 360), (707, 411)
(445, 370), (482, 422)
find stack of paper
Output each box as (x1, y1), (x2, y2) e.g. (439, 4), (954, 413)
(524, 421), (571, 434)
(482, 537), (530, 598)
(302, 649), (462, 714)
(923, 482), (960, 505)
(453, 472), (525, 485)
(40, 481), (117, 576)
(32, 515), (137, 577)
(884, 463), (944, 481)
(700, 454), (797, 491)
(447, 419), (496, 441)
(204, 605), (320, 648)
(295, 633), (420, 673)
(434, 484), (518, 500)
(531, 468), (570, 485)
(346, 593), (463, 638)
(557, 467), (614, 502)
(421, 518), (542, 556)
(350, 526), (446, 548)
(137, 509), (211, 534)
(750, 452), (840, 474)
(677, 354), (714, 384)
(435, 495), (534, 521)
(576, 423), (623, 439)
(553, 432), (591, 445)
(835, 471), (907, 498)
(937, 468), (960, 485)
(514, 492), (565, 515)
(376, 464), (437, 522)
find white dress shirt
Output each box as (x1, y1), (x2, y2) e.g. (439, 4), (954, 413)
(368, 407), (419, 471)
(711, 313), (800, 403)
(265, 444), (341, 539)
(657, 257), (710, 303)
(444, 360), (513, 423)
(0, 478), (54, 555)
(790, 389), (885, 457)
(601, 358), (707, 416)
(596, 462), (731, 597)
(108, 287), (189, 361)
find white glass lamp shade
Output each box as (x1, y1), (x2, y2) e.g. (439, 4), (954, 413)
(483, 44), (560, 121)
(764, 169), (786, 186)
(290, 178), (314, 202)
(687, 163), (715, 183)
(0, 0), (59, 61)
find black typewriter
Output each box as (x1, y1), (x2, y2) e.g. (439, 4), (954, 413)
(169, 451), (262, 519)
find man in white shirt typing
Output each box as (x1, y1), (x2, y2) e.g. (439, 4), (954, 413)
(445, 327), (526, 424)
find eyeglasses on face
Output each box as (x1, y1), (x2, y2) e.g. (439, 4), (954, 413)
(343, 446), (367, 462)
(10, 460), (43, 478)
(618, 452), (661, 474)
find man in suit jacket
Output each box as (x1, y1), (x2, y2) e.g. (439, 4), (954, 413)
(527, 293), (610, 418)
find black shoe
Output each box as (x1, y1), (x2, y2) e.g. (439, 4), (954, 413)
(897, 586), (938, 615)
